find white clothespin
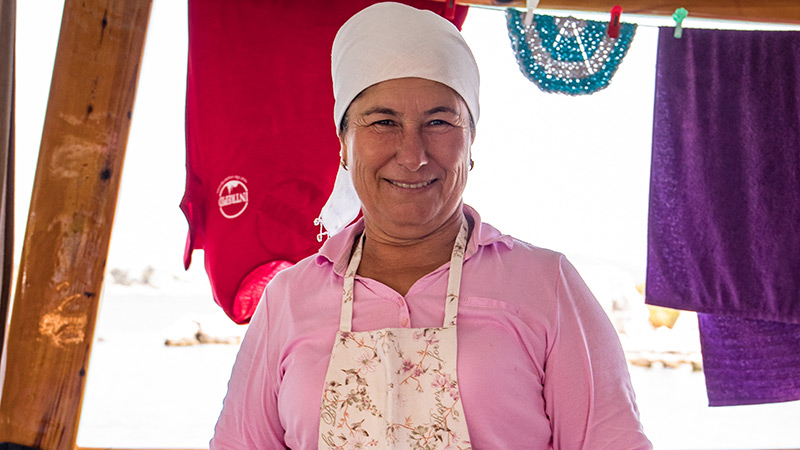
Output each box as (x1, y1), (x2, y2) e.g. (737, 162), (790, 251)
(523, 0), (540, 27)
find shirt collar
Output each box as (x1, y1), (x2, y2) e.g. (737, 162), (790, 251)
(315, 204), (514, 276)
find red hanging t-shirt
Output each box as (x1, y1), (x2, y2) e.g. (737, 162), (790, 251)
(182, 0), (469, 324)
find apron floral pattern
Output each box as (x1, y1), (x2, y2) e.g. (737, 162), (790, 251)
(319, 216), (472, 450)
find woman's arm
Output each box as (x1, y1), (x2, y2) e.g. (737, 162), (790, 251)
(545, 255), (652, 450)
(210, 290), (287, 449)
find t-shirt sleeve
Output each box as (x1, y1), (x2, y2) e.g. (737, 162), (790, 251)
(209, 289), (287, 449)
(545, 254), (653, 450)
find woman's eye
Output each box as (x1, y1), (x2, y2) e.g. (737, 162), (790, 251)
(372, 119), (394, 126)
(429, 119), (451, 126)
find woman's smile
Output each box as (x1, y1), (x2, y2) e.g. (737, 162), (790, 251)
(385, 178), (437, 190)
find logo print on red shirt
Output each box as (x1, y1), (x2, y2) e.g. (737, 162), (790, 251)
(217, 176), (249, 219)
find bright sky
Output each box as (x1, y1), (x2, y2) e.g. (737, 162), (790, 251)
(15, 0), (792, 288)
(13, 3), (800, 283)
(14, 1), (658, 287)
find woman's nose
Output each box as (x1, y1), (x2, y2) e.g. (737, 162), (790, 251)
(395, 129), (428, 171)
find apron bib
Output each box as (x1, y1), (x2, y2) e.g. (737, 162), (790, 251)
(319, 217), (472, 449)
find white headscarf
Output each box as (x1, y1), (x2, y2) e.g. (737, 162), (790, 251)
(317, 2), (480, 238)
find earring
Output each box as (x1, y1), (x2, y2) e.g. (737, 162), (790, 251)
(340, 159), (348, 171)
(469, 159), (474, 171)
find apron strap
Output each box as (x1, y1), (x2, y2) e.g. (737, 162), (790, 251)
(339, 231), (365, 332)
(443, 215), (469, 327)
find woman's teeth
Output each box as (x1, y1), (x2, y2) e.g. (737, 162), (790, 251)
(389, 180), (434, 189)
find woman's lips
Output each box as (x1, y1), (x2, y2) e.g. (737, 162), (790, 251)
(386, 179), (436, 189)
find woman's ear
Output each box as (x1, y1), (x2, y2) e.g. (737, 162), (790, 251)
(339, 140), (349, 170)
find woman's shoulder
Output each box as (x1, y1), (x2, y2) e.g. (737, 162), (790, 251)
(255, 252), (343, 335)
(467, 208), (565, 270)
(266, 251), (340, 295)
(508, 236), (565, 262)
(467, 220), (591, 309)
(473, 222), (567, 276)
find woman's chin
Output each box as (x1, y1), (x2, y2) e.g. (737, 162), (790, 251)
(366, 204), (461, 238)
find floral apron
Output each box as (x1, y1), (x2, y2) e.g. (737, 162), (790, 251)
(319, 216), (472, 450)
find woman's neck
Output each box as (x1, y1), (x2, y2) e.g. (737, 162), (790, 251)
(356, 210), (464, 296)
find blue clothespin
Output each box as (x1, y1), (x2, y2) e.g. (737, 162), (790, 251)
(673, 8), (688, 39)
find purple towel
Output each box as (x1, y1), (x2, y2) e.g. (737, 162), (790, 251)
(698, 314), (800, 406)
(647, 27), (800, 406)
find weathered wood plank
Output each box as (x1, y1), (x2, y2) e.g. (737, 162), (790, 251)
(0, 0), (16, 363)
(463, 0), (800, 24)
(0, 0), (151, 449)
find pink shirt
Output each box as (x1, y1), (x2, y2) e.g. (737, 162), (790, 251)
(211, 205), (652, 449)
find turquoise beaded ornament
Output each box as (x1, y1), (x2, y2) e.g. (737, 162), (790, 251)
(506, 9), (637, 95)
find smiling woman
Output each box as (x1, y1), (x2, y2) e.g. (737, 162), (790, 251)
(210, 3), (651, 449)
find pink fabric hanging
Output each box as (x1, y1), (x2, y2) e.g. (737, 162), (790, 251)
(182, 1), (469, 324)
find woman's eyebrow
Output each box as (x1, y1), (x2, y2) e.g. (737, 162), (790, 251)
(359, 105), (459, 117)
(425, 106), (460, 116)
(361, 107), (398, 117)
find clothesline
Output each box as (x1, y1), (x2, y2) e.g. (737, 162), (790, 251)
(460, 0), (800, 25)
(492, 7), (800, 31)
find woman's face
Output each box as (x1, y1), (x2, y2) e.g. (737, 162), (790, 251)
(340, 77), (474, 239)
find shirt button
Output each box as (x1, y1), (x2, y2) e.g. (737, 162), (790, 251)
(401, 318), (409, 327)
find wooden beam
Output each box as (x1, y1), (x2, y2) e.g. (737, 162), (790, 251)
(0, 0), (16, 364)
(0, 0), (151, 449)
(462, 0), (800, 24)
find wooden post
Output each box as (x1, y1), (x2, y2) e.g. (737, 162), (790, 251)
(0, 1), (151, 449)
(0, 0), (16, 363)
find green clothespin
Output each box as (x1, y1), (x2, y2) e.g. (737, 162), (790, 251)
(673, 8), (688, 39)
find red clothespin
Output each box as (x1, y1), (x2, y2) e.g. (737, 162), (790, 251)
(444, 0), (456, 21)
(608, 5), (622, 38)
